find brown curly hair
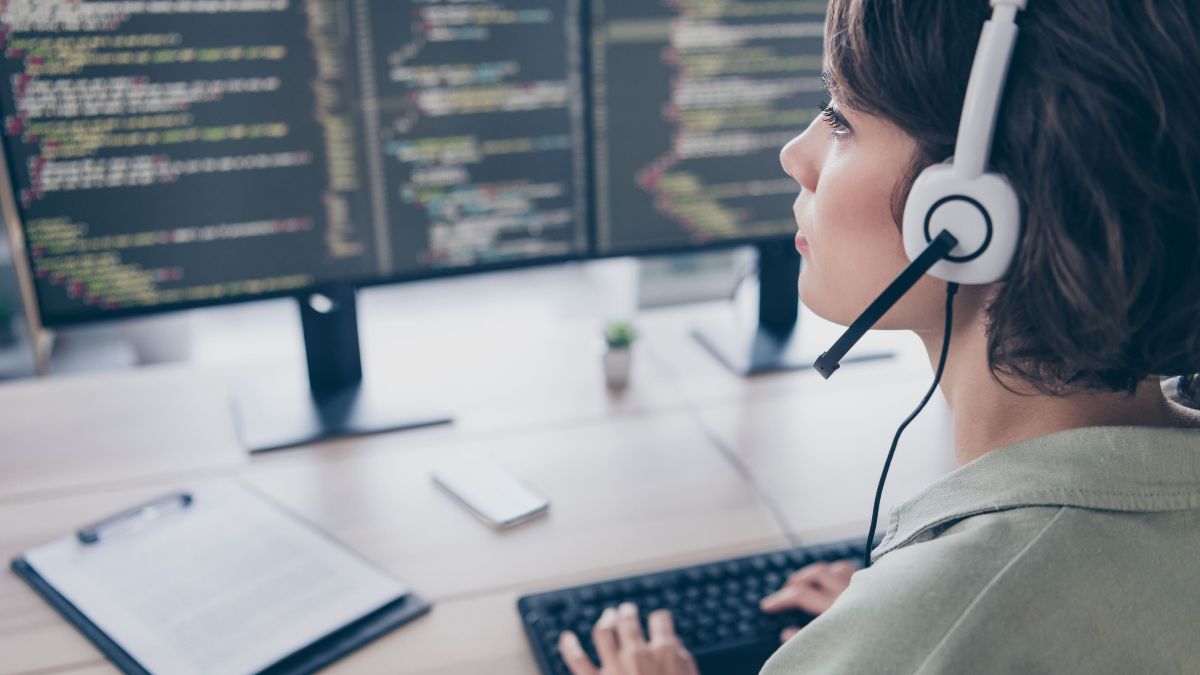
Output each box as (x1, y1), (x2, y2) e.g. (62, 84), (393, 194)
(823, 0), (1200, 394)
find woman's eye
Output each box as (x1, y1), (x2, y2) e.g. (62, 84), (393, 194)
(817, 101), (852, 139)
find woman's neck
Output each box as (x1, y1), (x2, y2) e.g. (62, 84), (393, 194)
(917, 291), (1191, 467)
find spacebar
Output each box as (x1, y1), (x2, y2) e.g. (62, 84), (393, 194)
(691, 636), (780, 675)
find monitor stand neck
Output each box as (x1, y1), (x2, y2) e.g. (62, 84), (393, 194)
(756, 239), (801, 336)
(302, 284), (364, 396)
(232, 284), (452, 453)
(691, 241), (893, 376)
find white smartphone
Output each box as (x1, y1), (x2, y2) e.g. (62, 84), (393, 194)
(431, 452), (550, 528)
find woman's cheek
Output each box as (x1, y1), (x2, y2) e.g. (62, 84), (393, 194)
(797, 174), (910, 326)
(796, 182), (883, 321)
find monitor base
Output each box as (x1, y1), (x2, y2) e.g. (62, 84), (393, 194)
(229, 284), (452, 453)
(232, 376), (452, 453)
(691, 319), (892, 376)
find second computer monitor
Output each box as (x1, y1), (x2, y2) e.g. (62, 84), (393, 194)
(591, 0), (827, 256)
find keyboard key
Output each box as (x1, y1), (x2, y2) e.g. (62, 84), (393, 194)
(831, 543), (858, 560)
(788, 550), (812, 567)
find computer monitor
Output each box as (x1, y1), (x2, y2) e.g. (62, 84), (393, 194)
(0, 0), (589, 449)
(0, 0), (588, 323)
(589, 0), (855, 373)
(0, 0), (868, 450)
(590, 1), (823, 256)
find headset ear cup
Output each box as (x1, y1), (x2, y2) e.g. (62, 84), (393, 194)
(903, 164), (1020, 284)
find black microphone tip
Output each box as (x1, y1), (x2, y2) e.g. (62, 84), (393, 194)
(813, 353), (839, 379)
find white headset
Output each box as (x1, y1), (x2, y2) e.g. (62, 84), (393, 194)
(814, 0), (1032, 568)
(815, 0), (1028, 378)
(903, 0), (1027, 284)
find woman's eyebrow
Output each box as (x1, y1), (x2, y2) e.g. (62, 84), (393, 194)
(820, 70), (836, 95)
(820, 70), (852, 110)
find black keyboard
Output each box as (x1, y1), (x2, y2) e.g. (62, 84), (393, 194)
(517, 536), (871, 675)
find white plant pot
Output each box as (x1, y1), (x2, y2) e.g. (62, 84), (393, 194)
(603, 347), (633, 389)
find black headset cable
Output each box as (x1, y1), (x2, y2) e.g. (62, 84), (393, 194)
(862, 281), (959, 569)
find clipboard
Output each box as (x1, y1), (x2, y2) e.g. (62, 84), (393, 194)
(10, 480), (431, 675)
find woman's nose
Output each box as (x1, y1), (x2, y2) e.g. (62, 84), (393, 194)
(779, 127), (820, 194)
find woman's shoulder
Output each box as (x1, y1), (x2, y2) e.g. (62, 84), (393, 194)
(762, 506), (1200, 674)
(758, 512), (1052, 674)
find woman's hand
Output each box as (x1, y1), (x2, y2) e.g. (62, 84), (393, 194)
(759, 560), (856, 642)
(557, 601), (699, 675)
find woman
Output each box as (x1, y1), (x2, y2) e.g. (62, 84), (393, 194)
(557, 0), (1200, 672)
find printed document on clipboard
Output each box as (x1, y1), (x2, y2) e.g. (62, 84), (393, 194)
(10, 480), (430, 675)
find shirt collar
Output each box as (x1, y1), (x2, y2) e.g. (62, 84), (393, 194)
(874, 426), (1200, 560)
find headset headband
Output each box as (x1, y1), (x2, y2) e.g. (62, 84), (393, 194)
(954, 0), (1027, 179)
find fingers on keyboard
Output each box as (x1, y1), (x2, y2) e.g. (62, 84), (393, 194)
(526, 541), (872, 675)
(647, 609), (678, 644)
(760, 582), (834, 614)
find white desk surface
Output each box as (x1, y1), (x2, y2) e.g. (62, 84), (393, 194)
(0, 298), (954, 675)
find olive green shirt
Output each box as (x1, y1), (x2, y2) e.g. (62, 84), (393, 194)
(760, 426), (1200, 674)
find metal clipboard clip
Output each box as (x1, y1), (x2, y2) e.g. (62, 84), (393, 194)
(76, 492), (194, 545)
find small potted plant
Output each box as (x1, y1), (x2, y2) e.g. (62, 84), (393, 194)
(602, 321), (637, 389)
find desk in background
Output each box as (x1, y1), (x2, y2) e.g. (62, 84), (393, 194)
(0, 301), (954, 675)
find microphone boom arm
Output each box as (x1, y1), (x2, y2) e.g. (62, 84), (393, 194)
(813, 230), (960, 379)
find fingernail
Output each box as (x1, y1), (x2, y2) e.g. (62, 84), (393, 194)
(619, 601), (637, 615)
(598, 607), (616, 625)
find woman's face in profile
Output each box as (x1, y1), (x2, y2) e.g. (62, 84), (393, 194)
(780, 94), (949, 332)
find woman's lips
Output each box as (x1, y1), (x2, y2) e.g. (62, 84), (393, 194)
(794, 230), (810, 254)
